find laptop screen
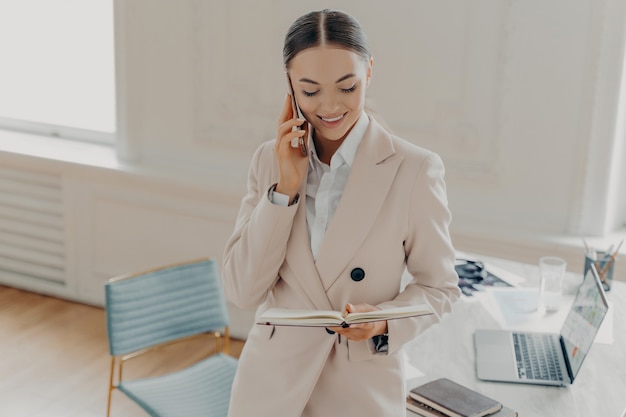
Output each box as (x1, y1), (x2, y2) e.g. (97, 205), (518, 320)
(560, 264), (609, 379)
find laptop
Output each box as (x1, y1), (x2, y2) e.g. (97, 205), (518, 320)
(474, 263), (608, 386)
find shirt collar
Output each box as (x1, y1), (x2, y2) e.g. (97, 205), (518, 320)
(336, 110), (369, 168)
(309, 111), (369, 169)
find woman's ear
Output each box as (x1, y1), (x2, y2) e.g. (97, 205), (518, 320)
(365, 56), (374, 87)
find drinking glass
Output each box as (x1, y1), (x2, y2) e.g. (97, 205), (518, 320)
(539, 256), (567, 313)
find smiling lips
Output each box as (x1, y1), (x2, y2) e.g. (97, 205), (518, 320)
(319, 113), (346, 126)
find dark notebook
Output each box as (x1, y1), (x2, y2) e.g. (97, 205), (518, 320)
(407, 397), (518, 417)
(406, 396), (447, 417)
(484, 405), (518, 417)
(408, 378), (502, 417)
(406, 397), (519, 417)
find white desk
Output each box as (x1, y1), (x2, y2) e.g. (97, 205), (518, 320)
(405, 256), (626, 417)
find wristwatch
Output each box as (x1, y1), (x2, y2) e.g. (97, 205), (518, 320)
(373, 333), (389, 353)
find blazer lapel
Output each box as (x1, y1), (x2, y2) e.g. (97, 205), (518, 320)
(284, 175), (334, 311)
(315, 118), (403, 290)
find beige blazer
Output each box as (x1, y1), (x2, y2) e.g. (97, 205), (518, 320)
(222, 116), (460, 417)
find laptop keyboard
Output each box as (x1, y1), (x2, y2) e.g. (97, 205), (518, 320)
(513, 333), (563, 381)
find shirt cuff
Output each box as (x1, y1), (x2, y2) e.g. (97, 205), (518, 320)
(268, 184), (299, 206)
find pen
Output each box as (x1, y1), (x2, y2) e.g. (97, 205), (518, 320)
(598, 239), (623, 283)
(606, 244), (615, 256)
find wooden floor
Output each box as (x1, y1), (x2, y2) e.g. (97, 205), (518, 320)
(0, 285), (245, 417)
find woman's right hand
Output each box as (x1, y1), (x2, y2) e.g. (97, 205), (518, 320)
(274, 93), (309, 201)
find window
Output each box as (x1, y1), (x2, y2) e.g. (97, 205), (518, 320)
(0, 0), (116, 143)
(617, 136), (626, 229)
(611, 43), (626, 231)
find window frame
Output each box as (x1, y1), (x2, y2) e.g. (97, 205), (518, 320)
(0, 117), (114, 145)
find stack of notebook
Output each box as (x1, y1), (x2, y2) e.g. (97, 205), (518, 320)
(406, 378), (517, 417)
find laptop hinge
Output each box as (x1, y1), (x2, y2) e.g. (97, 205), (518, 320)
(559, 336), (574, 383)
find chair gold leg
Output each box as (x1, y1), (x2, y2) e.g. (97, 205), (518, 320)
(107, 357), (116, 417)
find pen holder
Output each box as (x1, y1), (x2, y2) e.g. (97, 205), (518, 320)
(584, 252), (615, 291)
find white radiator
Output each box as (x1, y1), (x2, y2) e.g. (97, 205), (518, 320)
(0, 166), (65, 284)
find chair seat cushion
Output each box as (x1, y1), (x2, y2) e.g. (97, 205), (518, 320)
(118, 353), (238, 417)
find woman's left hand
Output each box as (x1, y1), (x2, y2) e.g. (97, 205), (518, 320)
(327, 303), (388, 341)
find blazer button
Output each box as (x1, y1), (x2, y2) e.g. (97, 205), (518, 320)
(350, 267), (365, 282)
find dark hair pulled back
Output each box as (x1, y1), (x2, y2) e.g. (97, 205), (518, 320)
(283, 9), (370, 69)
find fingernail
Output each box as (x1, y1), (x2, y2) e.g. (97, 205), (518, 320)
(297, 118), (306, 123)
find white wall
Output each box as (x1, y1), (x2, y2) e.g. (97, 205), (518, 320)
(116, 0), (626, 234)
(1, 0), (625, 338)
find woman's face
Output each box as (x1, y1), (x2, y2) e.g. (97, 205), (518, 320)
(288, 45), (373, 143)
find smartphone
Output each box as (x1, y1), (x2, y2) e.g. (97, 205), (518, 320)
(286, 74), (308, 156)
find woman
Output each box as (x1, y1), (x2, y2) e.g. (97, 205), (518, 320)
(222, 9), (460, 417)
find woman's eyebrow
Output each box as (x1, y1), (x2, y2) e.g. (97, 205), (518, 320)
(335, 73), (355, 83)
(298, 73), (356, 85)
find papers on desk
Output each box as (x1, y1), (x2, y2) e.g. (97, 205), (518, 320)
(456, 260), (515, 297)
(481, 287), (614, 344)
(479, 262), (525, 287)
(456, 259), (525, 302)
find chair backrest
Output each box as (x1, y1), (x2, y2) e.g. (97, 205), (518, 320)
(105, 258), (229, 356)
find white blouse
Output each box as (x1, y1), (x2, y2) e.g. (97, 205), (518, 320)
(271, 111), (369, 260)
